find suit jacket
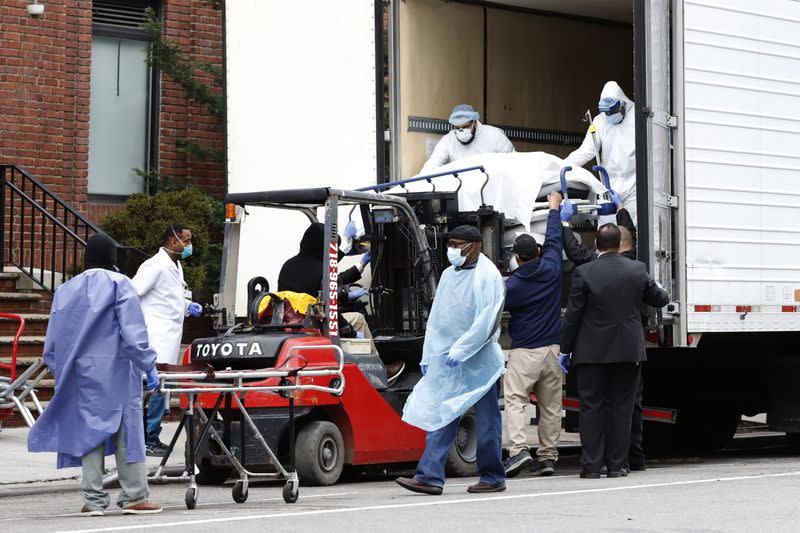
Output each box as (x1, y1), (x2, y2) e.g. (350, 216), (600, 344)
(561, 252), (669, 364)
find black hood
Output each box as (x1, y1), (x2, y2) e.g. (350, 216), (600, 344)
(299, 223), (325, 257)
(85, 233), (117, 272)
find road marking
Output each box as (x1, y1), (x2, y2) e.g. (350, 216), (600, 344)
(0, 491), (357, 523)
(55, 470), (800, 533)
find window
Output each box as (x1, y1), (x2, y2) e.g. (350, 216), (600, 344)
(88, 1), (156, 198)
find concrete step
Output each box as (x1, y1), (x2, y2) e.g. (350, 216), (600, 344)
(0, 314), (49, 336)
(0, 272), (21, 290)
(0, 336), (45, 358)
(0, 291), (43, 314)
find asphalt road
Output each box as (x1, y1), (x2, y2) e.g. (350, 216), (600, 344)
(2, 435), (799, 533)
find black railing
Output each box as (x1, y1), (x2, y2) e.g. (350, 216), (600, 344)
(0, 165), (148, 294)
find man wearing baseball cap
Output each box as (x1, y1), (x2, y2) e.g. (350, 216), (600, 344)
(502, 191), (566, 478)
(419, 103), (514, 174)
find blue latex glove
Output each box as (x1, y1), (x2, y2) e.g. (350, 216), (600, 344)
(607, 189), (623, 207)
(344, 221), (358, 239)
(558, 353), (570, 374)
(360, 251), (371, 265)
(560, 199), (575, 222)
(355, 331), (365, 339)
(146, 366), (160, 390)
(348, 287), (369, 301)
(187, 302), (203, 317)
(420, 364), (428, 376)
(446, 356), (460, 368)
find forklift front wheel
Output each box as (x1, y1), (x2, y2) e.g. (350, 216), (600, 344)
(445, 410), (478, 477)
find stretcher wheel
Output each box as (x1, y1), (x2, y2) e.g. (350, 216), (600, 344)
(232, 481), (248, 504)
(185, 487), (198, 510)
(283, 482), (299, 504)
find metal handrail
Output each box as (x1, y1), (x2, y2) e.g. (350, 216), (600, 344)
(356, 165), (491, 206)
(0, 164), (148, 293)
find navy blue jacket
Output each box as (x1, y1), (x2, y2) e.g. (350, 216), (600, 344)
(505, 209), (563, 350)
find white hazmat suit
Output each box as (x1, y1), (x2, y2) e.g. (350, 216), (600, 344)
(420, 121), (515, 174)
(565, 81), (637, 225)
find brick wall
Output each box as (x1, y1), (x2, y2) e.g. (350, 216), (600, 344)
(0, 1), (225, 226)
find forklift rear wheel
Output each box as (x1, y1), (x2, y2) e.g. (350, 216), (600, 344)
(283, 482), (299, 503)
(185, 487), (198, 510)
(445, 410), (478, 477)
(232, 481), (248, 504)
(295, 421), (345, 486)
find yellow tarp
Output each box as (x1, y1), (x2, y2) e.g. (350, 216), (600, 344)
(257, 291), (317, 317)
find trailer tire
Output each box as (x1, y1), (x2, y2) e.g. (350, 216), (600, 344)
(445, 410), (478, 477)
(295, 421), (344, 486)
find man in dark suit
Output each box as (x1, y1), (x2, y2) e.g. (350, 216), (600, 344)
(560, 223), (669, 478)
(562, 199), (646, 471)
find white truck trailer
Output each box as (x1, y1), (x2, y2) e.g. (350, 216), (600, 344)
(221, 0), (800, 451)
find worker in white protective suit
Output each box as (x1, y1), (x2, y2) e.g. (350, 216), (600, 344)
(565, 81), (637, 225)
(419, 104), (515, 174)
(132, 224), (203, 456)
(396, 225), (506, 496)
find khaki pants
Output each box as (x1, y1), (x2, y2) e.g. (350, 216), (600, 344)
(503, 344), (562, 460)
(343, 312), (372, 339)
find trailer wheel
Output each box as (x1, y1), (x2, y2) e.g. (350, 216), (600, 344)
(295, 421), (344, 486)
(445, 410), (478, 477)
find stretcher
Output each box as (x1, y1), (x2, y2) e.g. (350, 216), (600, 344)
(146, 344), (345, 508)
(0, 313), (48, 430)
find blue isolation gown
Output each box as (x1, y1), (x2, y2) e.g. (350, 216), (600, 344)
(27, 269), (157, 468)
(402, 254), (506, 432)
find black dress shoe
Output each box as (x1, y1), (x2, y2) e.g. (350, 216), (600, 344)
(628, 462), (647, 472)
(580, 471), (601, 479)
(467, 482), (506, 493)
(396, 476), (443, 495)
(607, 470), (628, 478)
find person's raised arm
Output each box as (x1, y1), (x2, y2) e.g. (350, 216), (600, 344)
(564, 128), (599, 168)
(419, 136), (452, 175)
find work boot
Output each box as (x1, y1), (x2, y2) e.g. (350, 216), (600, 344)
(530, 459), (556, 477)
(122, 501), (162, 514)
(80, 506), (104, 517)
(504, 450), (533, 478)
(396, 476), (443, 495)
(467, 481), (506, 493)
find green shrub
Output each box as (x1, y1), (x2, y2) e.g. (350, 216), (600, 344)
(100, 187), (223, 303)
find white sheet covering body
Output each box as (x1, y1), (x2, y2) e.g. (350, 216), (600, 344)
(391, 152), (606, 231)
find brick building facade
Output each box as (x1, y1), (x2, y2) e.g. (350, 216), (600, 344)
(0, 0), (225, 225)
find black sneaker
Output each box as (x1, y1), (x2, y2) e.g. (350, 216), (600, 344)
(530, 459), (556, 476)
(504, 450), (534, 477)
(146, 443), (169, 457)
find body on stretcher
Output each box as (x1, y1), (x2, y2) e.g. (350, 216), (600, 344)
(145, 344), (345, 508)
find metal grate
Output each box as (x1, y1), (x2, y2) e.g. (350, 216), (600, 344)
(407, 116), (584, 147)
(92, 1), (151, 30)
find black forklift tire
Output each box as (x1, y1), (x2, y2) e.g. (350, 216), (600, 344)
(295, 421), (345, 486)
(195, 465), (233, 486)
(232, 481), (248, 504)
(445, 410), (479, 477)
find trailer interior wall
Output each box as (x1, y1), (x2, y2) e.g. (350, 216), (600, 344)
(225, 1), (379, 315)
(681, 0), (800, 333)
(398, 0), (633, 176)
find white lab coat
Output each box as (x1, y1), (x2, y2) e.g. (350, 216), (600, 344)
(131, 248), (189, 365)
(420, 121), (515, 174)
(565, 81), (637, 225)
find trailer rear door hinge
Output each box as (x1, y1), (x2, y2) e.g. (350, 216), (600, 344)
(667, 195), (679, 208)
(666, 115), (678, 128)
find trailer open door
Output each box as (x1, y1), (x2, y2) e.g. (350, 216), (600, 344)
(634, 0), (676, 343)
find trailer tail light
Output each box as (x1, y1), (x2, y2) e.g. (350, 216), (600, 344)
(645, 330), (659, 344)
(225, 203), (237, 222)
(782, 306), (797, 312)
(694, 305), (712, 312)
(735, 306), (752, 313)
(687, 334), (694, 345)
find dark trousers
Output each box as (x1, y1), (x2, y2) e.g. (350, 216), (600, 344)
(628, 371), (645, 468)
(576, 363), (641, 474)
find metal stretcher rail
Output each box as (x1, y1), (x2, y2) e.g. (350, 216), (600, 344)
(146, 345), (345, 508)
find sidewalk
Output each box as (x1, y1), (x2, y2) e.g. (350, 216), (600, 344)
(0, 421), (186, 496)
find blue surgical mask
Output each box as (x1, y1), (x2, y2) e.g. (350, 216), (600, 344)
(181, 244), (193, 259)
(607, 111), (624, 125)
(447, 244), (470, 267)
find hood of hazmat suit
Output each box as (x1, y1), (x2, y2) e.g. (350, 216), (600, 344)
(565, 81), (638, 224)
(27, 269), (157, 468)
(402, 254), (505, 432)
